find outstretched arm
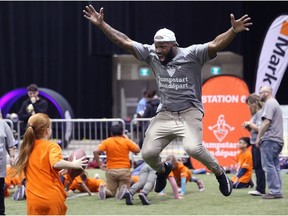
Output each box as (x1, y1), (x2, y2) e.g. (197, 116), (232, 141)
(83, 4), (136, 57)
(168, 176), (180, 199)
(208, 14), (252, 58)
(81, 182), (93, 196)
(93, 149), (107, 171)
(54, 156), (88, 170)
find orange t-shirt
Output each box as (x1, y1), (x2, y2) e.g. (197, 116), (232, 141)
(98, 136), (139, 169)
(69, 176), (105, 192)
(25, 139), (67, 215)
(232, 146), (253, 183)
(5, 165), (25, 187)
(4, 165), (25, 197)
(168, 161), (191, 185)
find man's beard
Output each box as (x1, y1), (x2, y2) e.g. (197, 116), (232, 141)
(161, 47), (174, 66)
(260, 96), (266, 102)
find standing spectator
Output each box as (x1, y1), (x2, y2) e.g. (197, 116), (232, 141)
(142, 90), (160, 119)
(136, 90), (148, 117)
(242, 93), (265, 195)
(256, 86), (284, 199)
(13, 113), (88, 215)
(83, 4), (252, 197)
(125, 163), (156, 205)
(231, 137), (254, 189)
(18, 84), (48, 134)
(0, 119), (16, 215)
(93, 124), (140, 200)
(139, 90), (160, 148)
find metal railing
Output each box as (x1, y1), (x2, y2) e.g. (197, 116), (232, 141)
(7, 116), (288, 163)
(16, 118), (125, 158)
(3, 119), (14, 130)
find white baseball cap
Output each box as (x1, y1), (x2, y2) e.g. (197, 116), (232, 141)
(154, 28), (179, 46)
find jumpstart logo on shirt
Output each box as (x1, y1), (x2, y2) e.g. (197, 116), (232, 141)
(158, 75), (189, 90)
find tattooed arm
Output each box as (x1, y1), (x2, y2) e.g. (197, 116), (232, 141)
(83, 4), (136, 57)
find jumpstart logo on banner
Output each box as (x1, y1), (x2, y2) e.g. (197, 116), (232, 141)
(191, 76), (250, 171)
(255, 15), (288, 96)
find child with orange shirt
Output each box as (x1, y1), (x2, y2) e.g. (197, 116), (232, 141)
(4, 165), (25, 197)
(13, 113), (88, 215)
(68, 172), (105, 195)
(231, 137), (254, 189)
(93, 124), (140, 200)
(165, 155), (205, 198)
(59, 171), (73, 191)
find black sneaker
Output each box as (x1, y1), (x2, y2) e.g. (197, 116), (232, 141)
(154, 161), (172, 193)
(248, 179), (254, 188)
(125, 191), (133, 205)
(139, 192), (150, 205)
(216, 167), (233, 196)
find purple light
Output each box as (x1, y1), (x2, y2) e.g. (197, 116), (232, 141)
(0, 89), (22, 109)
(0, 88), (64, 118)
(0, 89), (26, 116)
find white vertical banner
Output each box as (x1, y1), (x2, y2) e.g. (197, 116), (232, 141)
(255, 15), (288, 96)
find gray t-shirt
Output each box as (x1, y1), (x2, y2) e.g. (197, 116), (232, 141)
(0, 120), (15, 177)
(261, 98), (284, 144)
(133, 41), (212, 113)
(250, 109), (262, 144)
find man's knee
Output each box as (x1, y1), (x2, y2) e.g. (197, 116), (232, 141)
(141, 147), (158, 162)
(183, 144), (201, 157)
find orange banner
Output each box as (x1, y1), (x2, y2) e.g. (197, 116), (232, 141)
(191, 76), (250, 171)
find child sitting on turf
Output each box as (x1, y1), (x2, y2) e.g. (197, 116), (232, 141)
(231, 137), (254, 189)
(93, 124), (140, 200)
(162, 155), (205, 198)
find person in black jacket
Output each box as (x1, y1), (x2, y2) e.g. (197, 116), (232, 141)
(18, 84), (48, 133)
(138, 90), (160, 148)
(142, 90), (160, 119)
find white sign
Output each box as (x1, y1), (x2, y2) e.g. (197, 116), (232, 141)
(255, 15), (288, 96)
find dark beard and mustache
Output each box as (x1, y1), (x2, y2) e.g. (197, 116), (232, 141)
(160, 47), (175, 66)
